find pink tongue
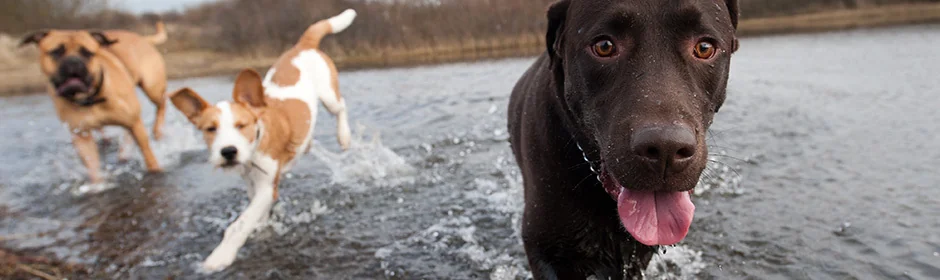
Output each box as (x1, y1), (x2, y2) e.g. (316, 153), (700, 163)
(617, 188), (695, 246)
(57, 78), (86, 92)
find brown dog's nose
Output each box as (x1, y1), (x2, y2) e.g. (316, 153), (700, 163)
(630, 126), (697, 174)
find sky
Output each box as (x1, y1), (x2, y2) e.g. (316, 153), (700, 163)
(115, 0), (215, 14)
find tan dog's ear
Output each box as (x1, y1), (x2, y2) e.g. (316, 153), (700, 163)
(232, 68), (266, 108)
(170, 87), (209, 122)
(89, 31), (118, 47)
(20, 31), (49, 47)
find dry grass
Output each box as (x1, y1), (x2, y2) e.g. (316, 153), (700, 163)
(739, 2), (940, 35)
(3, 3), (940, 96)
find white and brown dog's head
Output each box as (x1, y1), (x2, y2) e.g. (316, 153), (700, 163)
(171, 69), (267, 168)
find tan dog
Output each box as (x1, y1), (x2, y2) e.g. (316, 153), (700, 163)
(20, 22), (169, 183)
(169, 9), (355, 272)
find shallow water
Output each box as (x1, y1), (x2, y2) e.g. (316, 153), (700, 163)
(1, 24), (939, 279)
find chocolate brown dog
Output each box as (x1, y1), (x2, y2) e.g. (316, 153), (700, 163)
(507, 0), (739, 278)
(20, 23), (169, 183)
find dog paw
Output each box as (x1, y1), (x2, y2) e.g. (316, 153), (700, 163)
(200, 251), (236, 273)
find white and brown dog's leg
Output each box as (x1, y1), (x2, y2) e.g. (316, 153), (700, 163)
(319, 91), (351, 151)
(71, 129), (102, 183)
(201, 156), (280, 272)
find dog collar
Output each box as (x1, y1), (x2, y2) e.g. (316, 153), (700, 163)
(576, 141), (603, 183)
(248, 122), (268, 176)
(70, 70), (107, 107)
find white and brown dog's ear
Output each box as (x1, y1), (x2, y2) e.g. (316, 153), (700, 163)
(232, 68), (266, 108)
(170, 87), (209, 122)
(19, 30), (49, 47)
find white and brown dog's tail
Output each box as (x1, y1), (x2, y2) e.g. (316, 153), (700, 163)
(145, 21), (168, 45)
(298, 9), (357, 49)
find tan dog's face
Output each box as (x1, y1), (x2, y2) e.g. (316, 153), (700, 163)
(171, 69), (268, 168)
(20, 30), (117, 100)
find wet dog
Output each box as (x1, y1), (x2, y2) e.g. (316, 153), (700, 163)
(507, 0), (739, 278)
(169, 9), (356, 272)
(20, 22), (169, 183)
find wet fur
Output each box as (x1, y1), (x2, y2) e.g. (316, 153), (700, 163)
(507, 0), (739, 278)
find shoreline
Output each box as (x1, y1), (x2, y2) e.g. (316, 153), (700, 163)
(2, 3), (940, 96)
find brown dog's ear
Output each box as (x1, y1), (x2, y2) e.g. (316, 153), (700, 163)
(545, 0), (570, 60)
(19, 31), (49, 47)
(89, 31), (118, 47)
(232, 69), (266, 108)
(726, 0), (739, 29)
(170, 87), (209, 122)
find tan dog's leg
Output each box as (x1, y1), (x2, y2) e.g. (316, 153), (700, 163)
(72, 130), (102, 183)
(95, 128), (113, 145)
(127, 120), (162, 172)
(142, 82), (167, 140)
(117, 131), (134, 163)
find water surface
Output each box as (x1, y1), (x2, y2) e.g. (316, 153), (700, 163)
(1, 24), (938, 279)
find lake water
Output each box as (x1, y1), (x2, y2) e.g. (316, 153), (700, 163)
(1, 24), (938, 279)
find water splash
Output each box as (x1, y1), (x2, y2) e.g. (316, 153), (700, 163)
(695, 151), (750, 196)
(122, 121), (205, 168)
(644, 245), (708, 279)
(309, 126), (415, 189)
(268, 199), (330, 235)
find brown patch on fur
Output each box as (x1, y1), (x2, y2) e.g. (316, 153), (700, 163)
(252, 98), (311, 164)
(297, 21), (333, 49)
(229, 104), (262, 143)
(188, 107), (222, 146)
(268, 48), (301, 87)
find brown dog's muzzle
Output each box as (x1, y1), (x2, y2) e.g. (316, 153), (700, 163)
(52, 56), (94, 97)
(630, 125), (698, 178)
(51, 56), (106, 106)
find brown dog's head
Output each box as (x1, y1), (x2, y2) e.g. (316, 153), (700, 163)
(20, 30), (117, 101)
(544, 0), (738, 246)
(170, 69), (267, 168)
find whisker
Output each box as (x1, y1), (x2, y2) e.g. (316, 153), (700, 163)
(707, 153), (750, 164)
(563, 135), (577, 150)
(572, 172), (598, 190)
(707, 159), (742, 178)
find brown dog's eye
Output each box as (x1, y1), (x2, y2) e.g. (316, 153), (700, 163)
(79, 47), (94, 58)
(592, 39), (617, 57)
(206, 126), (217, 133)
(235, 124), (246, 129)
(49, 46), (65, 58)
(693, 41), (716, 59)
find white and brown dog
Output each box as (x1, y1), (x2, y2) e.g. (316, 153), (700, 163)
(169, 9), (356, 272)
